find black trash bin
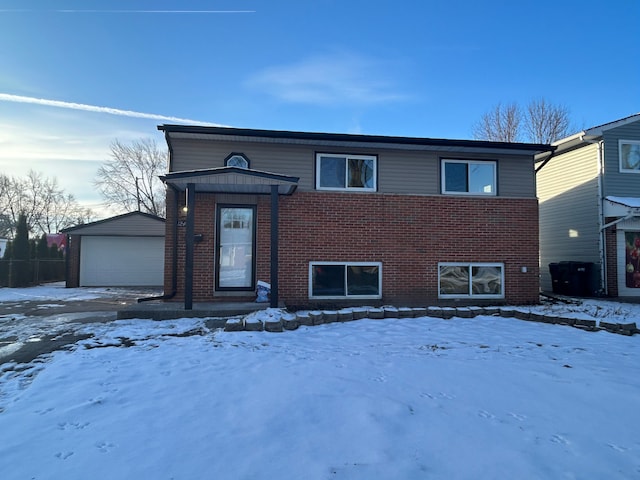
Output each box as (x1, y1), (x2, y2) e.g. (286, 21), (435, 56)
(566, 262), (593, 296)
(549, 262), (571, 295)
(549, 263), (562, 294)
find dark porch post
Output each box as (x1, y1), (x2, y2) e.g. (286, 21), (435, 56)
(185, 183), (195, 310)
(270, 185), (279, 308)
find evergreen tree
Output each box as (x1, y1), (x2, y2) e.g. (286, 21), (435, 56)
(11, 213), (31, 286)
(37, 234), (49, 258)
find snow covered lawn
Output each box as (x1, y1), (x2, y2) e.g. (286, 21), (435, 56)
(1, 291), (639, 478)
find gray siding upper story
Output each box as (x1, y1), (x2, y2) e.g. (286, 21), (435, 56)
(168, 137), (537, 198)
(63, 213), (165, 237)
(602, 120), (640, 197)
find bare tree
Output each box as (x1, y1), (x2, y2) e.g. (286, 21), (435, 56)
(94, 138), (167, 217)
(524, 98), (571, 144)
(473, 98), (572, 143)
(0, 171), (95, 238)
(472, 102), (522, 142)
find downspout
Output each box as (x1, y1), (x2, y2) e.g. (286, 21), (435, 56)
(137, 185), (179, 302)
(594, 140), (606, 295)
(534, 150), (555, 174)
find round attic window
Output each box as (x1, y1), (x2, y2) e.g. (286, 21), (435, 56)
(226, 154), (249, 169)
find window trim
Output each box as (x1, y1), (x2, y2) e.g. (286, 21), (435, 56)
(224, 153), (250, 169)
(309, 261), (382, 299)
(438, 262), (504, 299)
(441, 159), (497, 195)
(315, 153), (377, 192)
(619, 140), (640, 173)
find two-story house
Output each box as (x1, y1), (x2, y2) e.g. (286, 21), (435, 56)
(158, 125), (552, 310)
(536, 113), (640, 298)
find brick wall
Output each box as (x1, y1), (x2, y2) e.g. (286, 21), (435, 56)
(165, 191), (540, 307)
(66, 234), (81, 288)
(604, 219), (618, 296)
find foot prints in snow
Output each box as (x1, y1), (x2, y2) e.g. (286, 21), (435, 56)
(0, 311), (639, 479)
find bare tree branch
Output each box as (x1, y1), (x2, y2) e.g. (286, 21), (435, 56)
(473, 98), (572, 144)
(94, 138), (167, 217)
(0, 172), (95, 238)
(524, 98), (571, 144)
(472, 103), (522, 142)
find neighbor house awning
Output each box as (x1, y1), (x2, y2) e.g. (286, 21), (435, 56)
(160, 166), (299, 195)
(604, 196), (640, 218)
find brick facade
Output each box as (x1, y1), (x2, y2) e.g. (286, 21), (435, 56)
(165, 189), (540, 307)
(604, 219), (618, 297)
(66, 234), (81, 288)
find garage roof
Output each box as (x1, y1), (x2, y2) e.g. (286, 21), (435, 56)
(61, 211), (165, 236)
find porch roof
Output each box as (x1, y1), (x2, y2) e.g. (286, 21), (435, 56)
(160, 166), (299, 195)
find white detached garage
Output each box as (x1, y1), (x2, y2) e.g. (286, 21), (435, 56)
(62, 212), (165, 287)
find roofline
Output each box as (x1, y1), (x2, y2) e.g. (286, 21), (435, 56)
(550, 112), (640, 151)
(157, 124), (554, 153)
(584, 112), (640, 136)
(61, 211), (165, 233)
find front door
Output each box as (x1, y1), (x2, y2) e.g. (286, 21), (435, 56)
(215, 205), (256, 291)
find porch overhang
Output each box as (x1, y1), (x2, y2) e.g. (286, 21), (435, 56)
(160, 166), (299, 195)
(161, 167), (297, 311)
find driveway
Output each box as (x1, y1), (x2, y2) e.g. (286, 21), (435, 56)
(0, 287), (161, 365)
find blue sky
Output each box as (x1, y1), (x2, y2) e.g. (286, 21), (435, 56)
(0, 0), (638, 215)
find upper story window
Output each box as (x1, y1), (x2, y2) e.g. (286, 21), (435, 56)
(225, 153), (250, 169)
(441, 159), (496, 195)
(619, 140), (640, 173)
(316, 153), (376, 191)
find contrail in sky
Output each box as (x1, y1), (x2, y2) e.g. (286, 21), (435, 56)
(0, 93), (224, 126)
(0, 10), (255, 14)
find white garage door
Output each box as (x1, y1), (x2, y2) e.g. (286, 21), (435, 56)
(80, 236), (164, 287)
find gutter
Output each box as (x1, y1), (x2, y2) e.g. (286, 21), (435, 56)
(137, 185), (179, 303)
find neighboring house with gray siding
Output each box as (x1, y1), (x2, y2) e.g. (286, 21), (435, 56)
(158, 125), (552, 309)
(536, 113), (640, 297)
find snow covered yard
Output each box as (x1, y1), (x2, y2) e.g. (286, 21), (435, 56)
(0, 286), (639, 479)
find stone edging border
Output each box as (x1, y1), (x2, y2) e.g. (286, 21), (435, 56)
(224, 305), (639, 336)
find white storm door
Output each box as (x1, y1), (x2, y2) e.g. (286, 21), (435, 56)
(216, 206), (256, 290)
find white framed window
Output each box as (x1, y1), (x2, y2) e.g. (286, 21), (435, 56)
(225, 153), (250, 169)
(316, 153), (376, 191)
(619, 140), (640, 173)
(309, 262), (382, 299)
(441, 159), (496, 195)
(438, 262), (504, 298)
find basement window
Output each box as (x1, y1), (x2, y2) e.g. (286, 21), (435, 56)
(439, 263), (504, 298)
(309, 262), (382, 299)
